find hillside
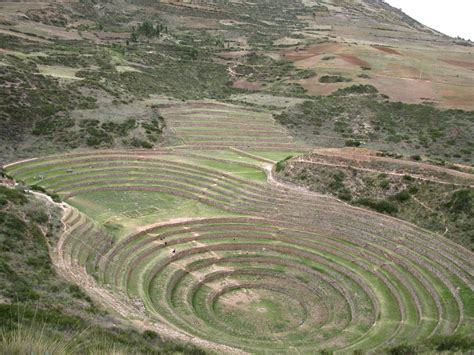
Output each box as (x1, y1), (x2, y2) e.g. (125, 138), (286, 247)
(1, 0), (473, 354)
(1, 0), (473, 163)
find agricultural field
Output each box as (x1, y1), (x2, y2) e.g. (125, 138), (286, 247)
(1, 0), (473, 353)
(5, 147), (474, 353)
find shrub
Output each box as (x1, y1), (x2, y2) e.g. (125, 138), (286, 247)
(47, 192), (62, 203)
(293, 69), (317, 79)
(391, 190), (411, 202)
(319, 75), (351, 83)
(0, 186), (27, 206)
(379, 179), (390, 189)
(356, 198), (399, 214)
(446, 189), (473, 215)
(430, 334), (474, 352)
(345, 139), (361, 147)
(332, 85), (378, 96)
(275, 156), (293, 173)
(338, 188), (352, 201)
(142, 330), (158, 340)
(322, 55), (335, 61)
(408, 186), (419, 194)
(30, 185), (46, 193)
(387, 344), (418, 355)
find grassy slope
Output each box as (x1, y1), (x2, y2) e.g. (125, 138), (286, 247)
(0, 0), (473, 353)
(0, 185), (206, 354)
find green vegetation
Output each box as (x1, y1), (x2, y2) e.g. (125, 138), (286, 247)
(275, 154), (474, 249)
(319, 75), (352, 83)
(275, 96), (474, 164)
(132, 21), (164, 41)
(386, 335), (474, 354)
(0, 186), (205, 354)
(356, 197), (399, 214)
(4, 151), (473, 353)
(331, 84), (379, 96)
(0, 0), (473, 353)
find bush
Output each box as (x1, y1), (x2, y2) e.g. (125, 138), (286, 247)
(345, 139), (361, 147)
(275, 156), (293, 173)
(319, 75), (351, 83)
(430, 334), (474, 352)
(337, 188), (352, 201)
(387, 344), (418, 355)
(0, 186), (27, 206)
(142, 330), (158, 340)
(332, 84), (378, 96)
(391, 190), (411, 202)
(356, 198), (399, 215)
(322, 55), (335, 61)
(379, 179), (390, 189)
(30, 185), (46, 193)
(446, 189), (473, 215)
(408, 186), (419, 194)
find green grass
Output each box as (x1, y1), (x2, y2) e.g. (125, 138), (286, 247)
(197, 160), (267, 182)
(4, 151), (473, 353)
(275, 96), (474, 164)
(69, 190), (235, 239)
(0, 186), (206, 354)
